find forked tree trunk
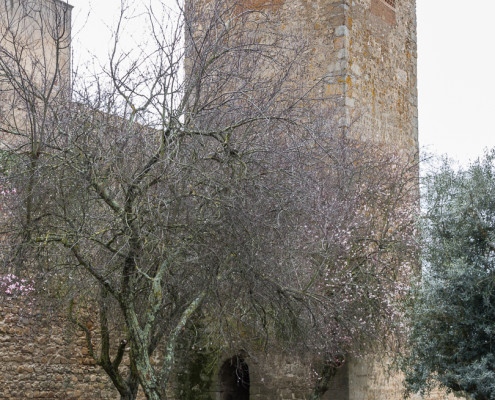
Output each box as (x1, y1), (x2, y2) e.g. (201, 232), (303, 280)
(119, 376), (139, 400)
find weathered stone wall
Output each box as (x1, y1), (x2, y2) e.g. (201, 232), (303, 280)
(0, 0), (72, 81)
(201, 352), (463, 400)
(347, 355), (460, 400)
(275, 0), (348, 110)
(0, 0), (72, 151)
(241, 0), (418, 151)
(346, 0), (418, 150)
(0, 293), (117, 399)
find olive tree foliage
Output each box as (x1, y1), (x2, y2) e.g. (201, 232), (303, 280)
(400, 151), (495, 400)
(0, 0), (417, 399)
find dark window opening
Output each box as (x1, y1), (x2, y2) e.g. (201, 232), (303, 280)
(383, 0), (396, 8)
(219, 356), (250, 400)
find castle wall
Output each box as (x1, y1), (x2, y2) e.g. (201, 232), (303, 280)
(345, 0), (418, 150)
(347, 355), (459, 400)
(0, 293), (117, 399)
(0, 0), (71, 82)
(236, 0), (418, 151)
(277, 0), (348, 105)
(201, 352), (462, 400)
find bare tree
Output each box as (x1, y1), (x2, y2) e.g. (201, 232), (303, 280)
(0, 1), (417, 399)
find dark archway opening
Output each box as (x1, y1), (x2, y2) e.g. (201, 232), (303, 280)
(219, 356), (250, 400)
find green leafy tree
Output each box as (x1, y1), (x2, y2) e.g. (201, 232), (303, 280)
(401, 151), (495, 400)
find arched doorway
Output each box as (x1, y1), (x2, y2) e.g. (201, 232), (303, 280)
(219, 356), (250, 400)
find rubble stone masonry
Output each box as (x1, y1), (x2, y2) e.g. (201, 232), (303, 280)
(0, 294), (117, 399)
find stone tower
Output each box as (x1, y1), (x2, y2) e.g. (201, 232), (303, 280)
(200, 2), (459, 399)
(188, 0), (418, 154)
(344, 0), (418, 150)
(277, 0), (418, 151)
(187, 1), (440, 400)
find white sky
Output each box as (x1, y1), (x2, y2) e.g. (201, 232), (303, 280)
(69, 0), (495, 166)
(417, 0), (495, 165)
